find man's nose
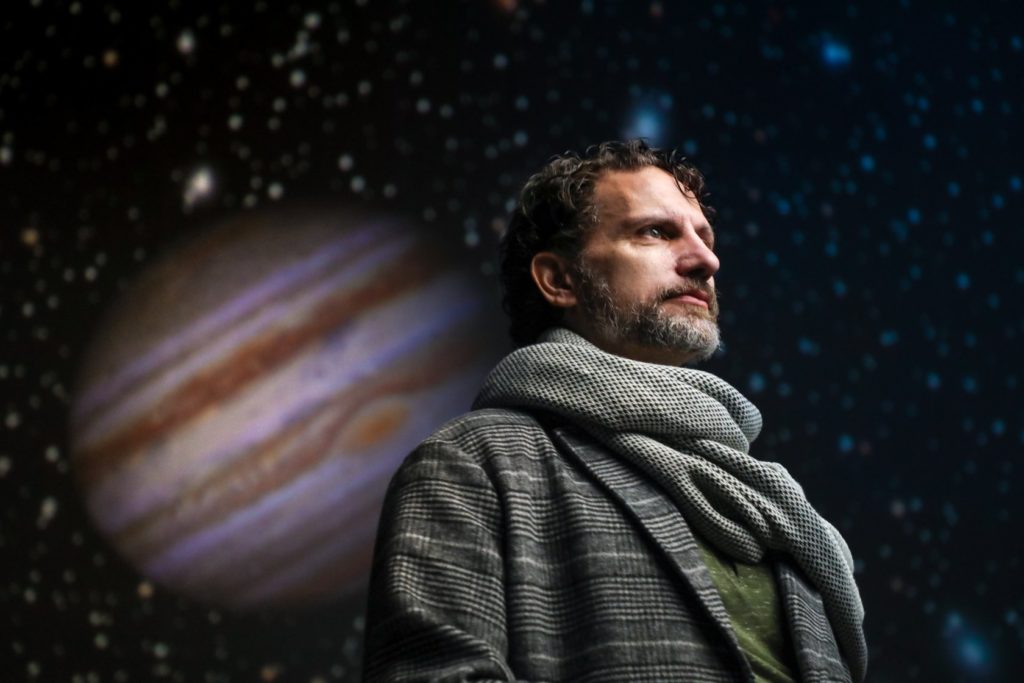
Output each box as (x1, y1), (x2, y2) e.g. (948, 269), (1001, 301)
(675, 233), (720, 280)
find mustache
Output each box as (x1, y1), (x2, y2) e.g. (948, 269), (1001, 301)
(658, 280), (716, 302)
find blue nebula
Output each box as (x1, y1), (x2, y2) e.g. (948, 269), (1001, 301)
(821, 38), (852, 68)
(958, 635), (990, 668)
(797, 337), (820, 356)
(623, 90), (674, 146)
(944, 612), (995, 675)
(624, 106), (665, 144)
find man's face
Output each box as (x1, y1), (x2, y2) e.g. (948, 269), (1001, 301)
(565, 166), (721, 365)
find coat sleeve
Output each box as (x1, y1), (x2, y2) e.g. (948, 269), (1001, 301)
(362, 441), (521, 683)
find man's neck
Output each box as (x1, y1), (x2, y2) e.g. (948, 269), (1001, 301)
(560, 319), (697, 367)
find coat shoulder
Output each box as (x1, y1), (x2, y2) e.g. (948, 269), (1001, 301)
(427, 407), (547, 441)
(416, 407), (556, 463)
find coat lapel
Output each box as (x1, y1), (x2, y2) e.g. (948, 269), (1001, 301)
(775, 562), (853, 682)
(551, 426), (755, 682)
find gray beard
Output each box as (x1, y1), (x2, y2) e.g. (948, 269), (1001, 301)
(573, 264), (721, 363)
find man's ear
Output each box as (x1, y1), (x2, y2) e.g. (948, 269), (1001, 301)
(530, 251), (578, 309)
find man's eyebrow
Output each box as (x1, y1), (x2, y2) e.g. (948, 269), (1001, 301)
(618, 214), (675, 229)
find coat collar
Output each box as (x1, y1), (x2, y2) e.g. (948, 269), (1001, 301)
(550, 425), (755, 682)
(551, 424), (851, 683)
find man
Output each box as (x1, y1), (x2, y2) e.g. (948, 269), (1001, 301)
(363, 140), (867, 682)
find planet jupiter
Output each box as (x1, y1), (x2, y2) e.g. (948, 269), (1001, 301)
(70, 209), (504, 610)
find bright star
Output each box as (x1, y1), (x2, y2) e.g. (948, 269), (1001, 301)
(821, 38), (852, 68)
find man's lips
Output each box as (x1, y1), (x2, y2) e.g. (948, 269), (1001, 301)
(666, 290), (710, 308)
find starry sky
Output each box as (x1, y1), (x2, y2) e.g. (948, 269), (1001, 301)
(2, 0), (1023, 681)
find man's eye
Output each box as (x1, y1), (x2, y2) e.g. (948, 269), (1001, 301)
(641, 226), (667, 239)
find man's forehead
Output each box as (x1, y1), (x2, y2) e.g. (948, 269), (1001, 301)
(593, 167), (702, 218)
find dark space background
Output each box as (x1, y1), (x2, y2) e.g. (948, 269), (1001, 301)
(2, 0), (1022, 681)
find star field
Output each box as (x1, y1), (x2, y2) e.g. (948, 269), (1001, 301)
(2, 1), (1023, 680)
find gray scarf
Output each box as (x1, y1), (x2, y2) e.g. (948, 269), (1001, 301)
(473, 327), (867, 681)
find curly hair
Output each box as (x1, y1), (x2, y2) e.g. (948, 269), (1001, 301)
(499, 139), (715, 347)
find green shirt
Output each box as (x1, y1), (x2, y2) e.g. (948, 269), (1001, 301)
(695, 535), (798, 683)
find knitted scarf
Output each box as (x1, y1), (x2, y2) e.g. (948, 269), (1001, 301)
(473, 327), (867, 682)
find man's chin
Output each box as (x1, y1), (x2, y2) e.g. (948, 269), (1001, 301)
(661, 305), (717, 324)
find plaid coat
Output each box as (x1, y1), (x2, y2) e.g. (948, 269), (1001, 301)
(363, 408), (853, 682)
